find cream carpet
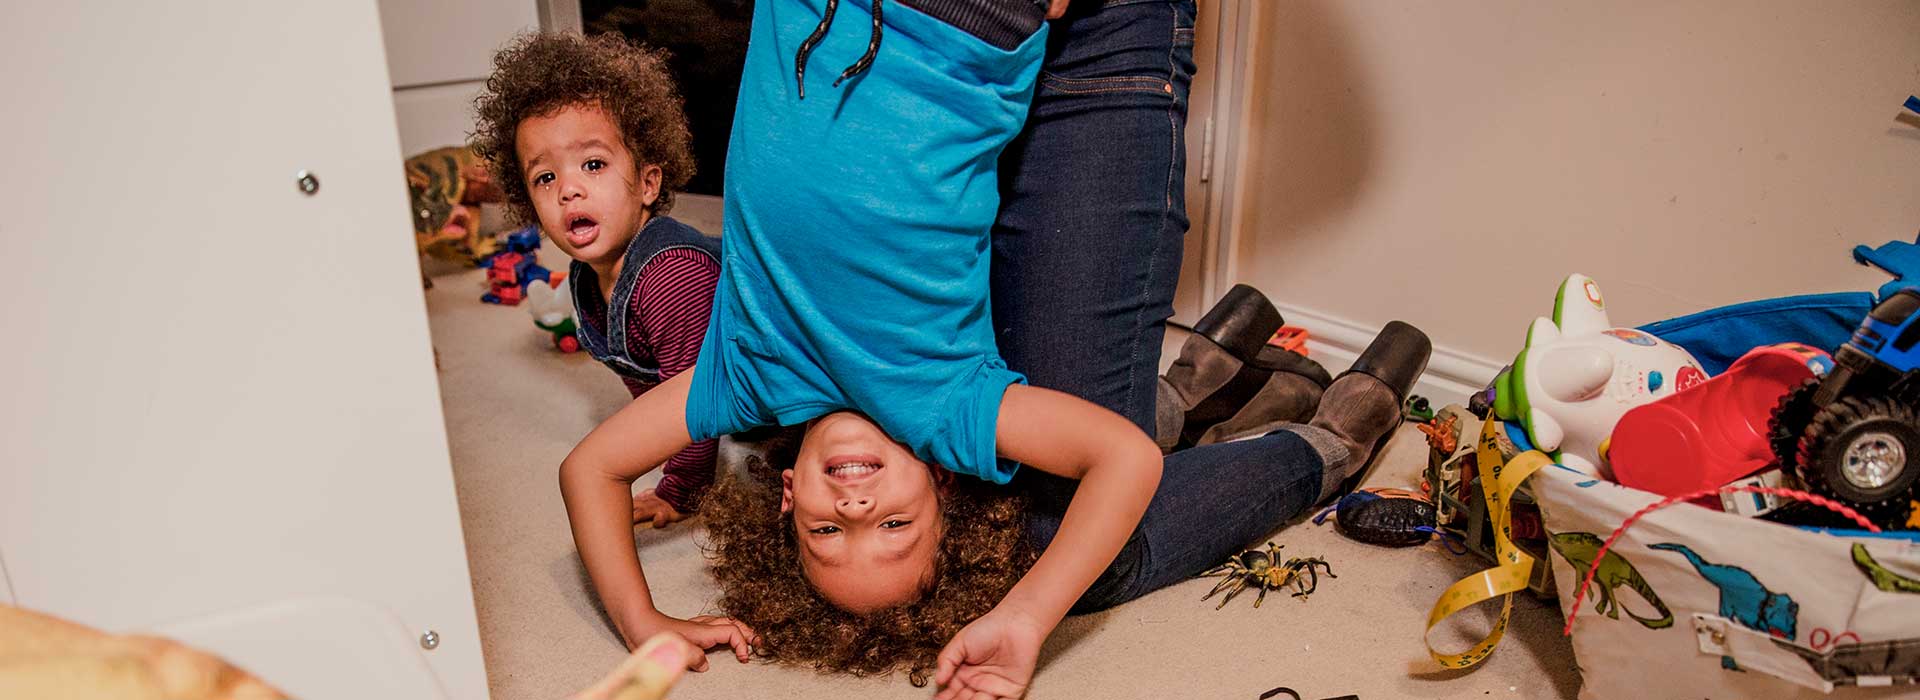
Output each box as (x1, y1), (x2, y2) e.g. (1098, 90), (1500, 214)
(423, 215), (1580, 699)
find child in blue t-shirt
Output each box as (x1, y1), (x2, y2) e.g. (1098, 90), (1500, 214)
(556, 0), (1162, 692)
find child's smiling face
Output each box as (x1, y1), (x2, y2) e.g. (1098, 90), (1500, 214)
(782, 412), (946, 614)
(515, 103), (660, 271)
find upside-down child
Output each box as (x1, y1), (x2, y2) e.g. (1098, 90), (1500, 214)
(554, 0), (1164, 691)
(472, 34), (721, 526)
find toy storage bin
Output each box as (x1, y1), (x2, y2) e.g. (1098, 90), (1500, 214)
(1531, 465), (1920, 699)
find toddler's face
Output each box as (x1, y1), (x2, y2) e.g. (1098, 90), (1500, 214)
(515, 104), (659, 269)
(782, 412), (945, 614)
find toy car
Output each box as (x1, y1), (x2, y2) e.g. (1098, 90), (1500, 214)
(1770, 289), (1920, 528)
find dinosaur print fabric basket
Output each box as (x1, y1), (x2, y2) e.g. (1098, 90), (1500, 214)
(1532, 465), (1920, 698)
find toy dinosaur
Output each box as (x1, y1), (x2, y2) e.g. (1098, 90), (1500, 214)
(407, 146), (505, 285)
(1547, 532), (1674, 629)
(1493, 273), (1705, 477)
(1652, 543), (1798, 641)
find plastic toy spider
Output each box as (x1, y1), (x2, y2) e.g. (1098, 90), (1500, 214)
(1199, 542), (1336, 609)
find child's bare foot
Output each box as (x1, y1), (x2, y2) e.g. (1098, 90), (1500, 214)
(632, 489), (689, 529)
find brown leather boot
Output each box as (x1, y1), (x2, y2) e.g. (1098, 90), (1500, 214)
(1308, 321), (1432, 501)
(1154, 286), (1332, 451)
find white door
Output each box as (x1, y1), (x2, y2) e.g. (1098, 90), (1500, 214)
(1176, 0), (1250, 325)
(0, 2), (487, 698)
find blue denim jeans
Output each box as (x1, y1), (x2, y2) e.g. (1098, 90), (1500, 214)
(993, 0), (1329, 613)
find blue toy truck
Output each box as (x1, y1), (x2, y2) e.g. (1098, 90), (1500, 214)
(1770, 288), (1920, 528)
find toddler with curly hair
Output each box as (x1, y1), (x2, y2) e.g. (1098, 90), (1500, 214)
(472, 32), (720, 527)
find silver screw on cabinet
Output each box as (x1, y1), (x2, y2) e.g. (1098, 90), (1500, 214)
(296, 170), (320, 195)
(420, 630), (440, 650)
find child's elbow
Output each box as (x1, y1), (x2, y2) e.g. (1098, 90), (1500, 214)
(558, 455), (584, 493)
(1114, 430), (1162, 484)
(558, 449), (601, 495)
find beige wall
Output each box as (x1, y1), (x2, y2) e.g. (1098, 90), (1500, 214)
(1232, 0), (1920, 381)
(378, 0), (546, 155)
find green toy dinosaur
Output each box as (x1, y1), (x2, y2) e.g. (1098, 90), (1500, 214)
(1854, 544), (1920, 594)
(1549, 532), (1675, 629)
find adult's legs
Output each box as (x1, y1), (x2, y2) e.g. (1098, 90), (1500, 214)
(993, 0), (1197, 515)
(988, 0), (1324, 611)
(991, 0), (1196, 434)
(993, 0), (1433, 614)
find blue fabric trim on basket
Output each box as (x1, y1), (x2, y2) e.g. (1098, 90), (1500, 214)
(1638, 292), (1872, 375)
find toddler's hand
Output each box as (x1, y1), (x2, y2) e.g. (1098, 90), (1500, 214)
(631, 489), (689, 529)
(623, 611), (760, 671)
(933, 606), (1047, 700)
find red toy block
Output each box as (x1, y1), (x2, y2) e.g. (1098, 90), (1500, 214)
(1608, 342), (1833, 507)
(1268, 326), (1310, 356)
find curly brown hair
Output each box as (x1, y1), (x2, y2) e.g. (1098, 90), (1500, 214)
(701, 430), (1034, 687)
(470, 32), (695, 223)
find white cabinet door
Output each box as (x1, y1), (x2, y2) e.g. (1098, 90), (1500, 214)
(0, 2), (487, 698)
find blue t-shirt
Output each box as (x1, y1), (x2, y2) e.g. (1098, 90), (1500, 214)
(685, 0), (1047, 484)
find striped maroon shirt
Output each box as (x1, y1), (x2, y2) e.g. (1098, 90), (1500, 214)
(583, 247), (721, 514)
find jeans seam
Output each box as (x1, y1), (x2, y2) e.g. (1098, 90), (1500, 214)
(1126, 0), (1180, 422)
(1039, 74), (1161, 86)
(1038, 74), (1172, 95)
(1037, 83), (1172, 96)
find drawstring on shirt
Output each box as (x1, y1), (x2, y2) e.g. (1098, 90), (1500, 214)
(794, 0), (883, 99)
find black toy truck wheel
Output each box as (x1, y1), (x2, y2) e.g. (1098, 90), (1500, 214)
(1770, 378), (1821, 472)
(1797, 396), (1920, 528)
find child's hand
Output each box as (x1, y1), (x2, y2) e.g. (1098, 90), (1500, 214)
(621, 611), (760, 671)
(932, 606), (1047, 700)
(631, 489), (689, 529)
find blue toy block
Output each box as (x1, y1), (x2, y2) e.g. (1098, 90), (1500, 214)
(503, 227), (542, 254)
(1852, 234), (1920, 302)
(1906, 95), (1919, 114)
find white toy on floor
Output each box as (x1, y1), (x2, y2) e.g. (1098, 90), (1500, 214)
(526, 277), (580, 353)
(1493, 273), (1705, 478)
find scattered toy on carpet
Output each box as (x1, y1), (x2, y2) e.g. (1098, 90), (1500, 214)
(480, 228), (560, 306)
(1403, 394), (1434, 422)
(526, 276), (582, 353)
(1199, 542), (1335, 609)
(408, 145), (505, 287)
(1314, 487), (1445, 549)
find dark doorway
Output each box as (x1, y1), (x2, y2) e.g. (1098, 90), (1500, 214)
(582, 0), (752, 197)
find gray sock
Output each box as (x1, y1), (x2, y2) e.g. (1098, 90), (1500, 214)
(1272, 423), (1354, 502)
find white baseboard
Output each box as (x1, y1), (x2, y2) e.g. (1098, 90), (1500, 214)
(1272, 302), (1507, 407)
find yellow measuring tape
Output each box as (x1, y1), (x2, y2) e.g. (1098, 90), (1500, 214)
(1423, 417), (1554, 668)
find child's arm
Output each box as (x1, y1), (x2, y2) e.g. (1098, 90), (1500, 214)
(558, 369), (758, 665)
(626, 252), (722, 527)
(934, 384), (1161, 699)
